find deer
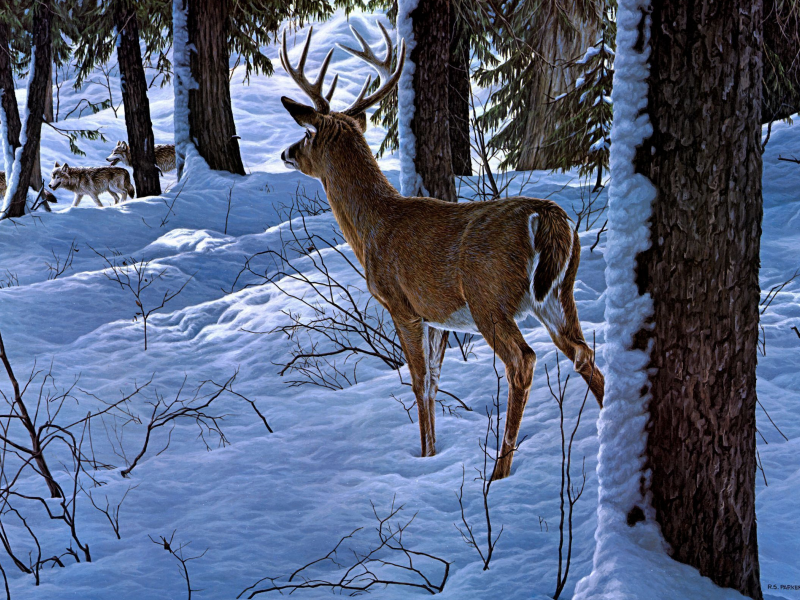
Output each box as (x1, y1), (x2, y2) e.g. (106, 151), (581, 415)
(278, 23), (604, 480)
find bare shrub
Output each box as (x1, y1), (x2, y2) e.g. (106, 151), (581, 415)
(117, 373), (239, 478)
(239, 498), (450, 597)
(454, 345), (518, 570)
(150, 530), (207, 600)
(0, 329), (149, 584)
(545, 351), (592, 600)
(231, 191), (403, 390)
(89, 246), (193, 350)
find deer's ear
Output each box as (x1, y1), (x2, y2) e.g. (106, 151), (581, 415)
(281, 97), (319, 129)
(352, 112), (367, 133)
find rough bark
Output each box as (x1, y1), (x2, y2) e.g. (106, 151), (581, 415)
(30, 60), (52, 193)
(448, 11), (471, 176)
(0, 22), (21, 157)
(516, 17), (597, 171)
(186, 0), (245, 175)
(115, 0), (162, 197)
(410, 0), (456, 202)
(634, 1), (764, 598)
(5, 1), (51, 218)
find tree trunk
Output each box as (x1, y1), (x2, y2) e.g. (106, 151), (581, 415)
(448, 11), (471, 177)
(409, 0), (456, 202)
(634, 1), (764, 598)
(115, 0), (162, 197)
(186, 0), (245, 175)
(5, 1), (52, 218)
(515, 14), (597, 171)
(0, 22), (21, 158)
(29, 60), (51, 193)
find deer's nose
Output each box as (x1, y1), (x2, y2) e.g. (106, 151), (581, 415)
(281, 149), (286, 161)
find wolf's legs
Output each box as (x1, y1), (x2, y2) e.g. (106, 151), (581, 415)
(72, 194), (83, 207)
(108, 191), (120, 205)
(89, 193), (103, 208)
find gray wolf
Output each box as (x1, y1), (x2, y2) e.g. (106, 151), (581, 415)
(106, 141), (176, 174)
(49, 162), (135, 207)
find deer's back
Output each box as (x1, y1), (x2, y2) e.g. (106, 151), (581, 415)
(365, 195), (574, 323)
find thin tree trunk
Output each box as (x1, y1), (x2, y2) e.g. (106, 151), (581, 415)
(30, 60), (50, 193)
(410, 0), (456, 202)
(5, 0), (52, 218)
(448, 11), (471, 176)
(634, 1), (764, 597)
(115, 0), (162, 197)
(0, 22), (21, 158)
(186, 0), (245, 175)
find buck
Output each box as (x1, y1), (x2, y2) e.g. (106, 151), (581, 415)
(279, 24), (604, 479)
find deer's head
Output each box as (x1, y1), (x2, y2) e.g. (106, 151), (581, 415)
(280, 24), (405, 180)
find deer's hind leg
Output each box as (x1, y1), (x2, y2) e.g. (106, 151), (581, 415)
(474, 315), (536, 481)
(393, 316), (439, 457)
(535, 287), (605, 407)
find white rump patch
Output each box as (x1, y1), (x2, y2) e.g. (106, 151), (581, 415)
(426, 304), (479, 334)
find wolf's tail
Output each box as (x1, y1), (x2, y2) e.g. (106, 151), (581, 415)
(124, 173), (135, 198)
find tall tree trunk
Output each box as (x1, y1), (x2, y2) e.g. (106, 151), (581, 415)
(114, 0), (162, 197)
(409, 0), (456, 202)
(29, 60), (51, 193)
(634, 1), (764, 597)
(0, 22), (21, 160)
(4, 1), (52, 218)
(448, 11), (471, 176)
(516, 20), (597, 171)
(186, 0), (245, 175)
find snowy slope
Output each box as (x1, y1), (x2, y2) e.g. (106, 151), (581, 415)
(0, 10), (798, 600)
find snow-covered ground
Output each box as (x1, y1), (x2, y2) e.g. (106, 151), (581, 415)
(0, 10), (798, 600)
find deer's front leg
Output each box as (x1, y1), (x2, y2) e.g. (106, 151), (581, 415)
(394, 317), (437, 457)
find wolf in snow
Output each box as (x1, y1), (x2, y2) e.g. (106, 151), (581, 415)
(49, 162), (135, 207)
(1, 172), (58, 211)
(106, 141), (176, 174)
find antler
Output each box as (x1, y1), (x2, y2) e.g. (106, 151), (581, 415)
(336, 22), (406, 117)
(280, 27), (339, 115)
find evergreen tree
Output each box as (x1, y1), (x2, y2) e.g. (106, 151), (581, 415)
(763, 0), (800, 124)
(71, 0), (169, 197)
(1, 0), (53, 219)
(472, 0), (602, 171)
(175, 0), (332, 176)
(543, 4), (614, 188)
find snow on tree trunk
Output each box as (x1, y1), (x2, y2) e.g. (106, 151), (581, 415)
(572, 0), (659, 595)
(0, 22), (20, 182)
(115, 0), (162, 198)
(173, 0), (201, 179)
(2, 1), (52, 219)
(397, 0), (455, 202)
(187, 0), (245, 176)
(635, 0), (764, 597)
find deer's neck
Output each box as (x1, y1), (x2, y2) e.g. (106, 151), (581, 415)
(320, 149), (399, 265)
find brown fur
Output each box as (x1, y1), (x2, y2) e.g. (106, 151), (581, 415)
(280, 29), (604, 480)
(49, 162), (135, 207)
(106, 141), (177, 174)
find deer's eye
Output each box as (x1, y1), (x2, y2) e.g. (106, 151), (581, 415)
(304, 130), (314, 144)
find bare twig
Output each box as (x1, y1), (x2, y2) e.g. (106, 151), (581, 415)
(239, 498), (449, 597)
